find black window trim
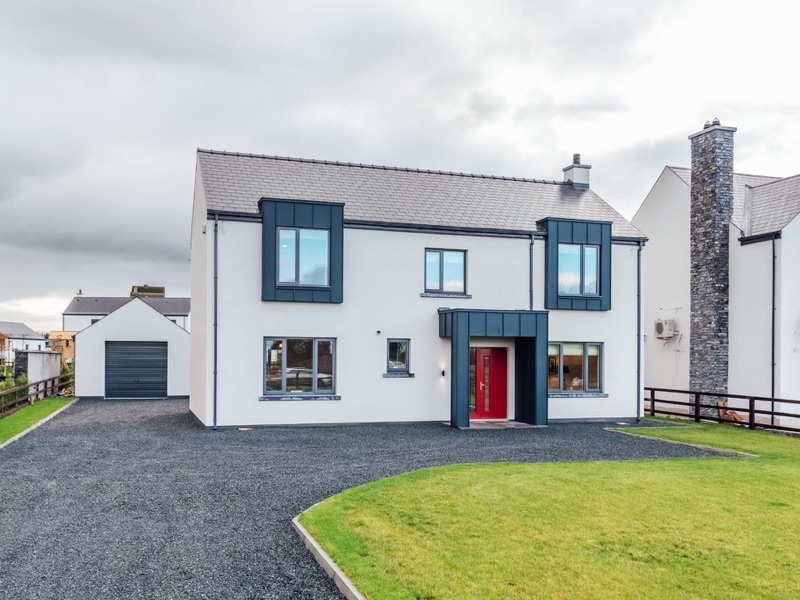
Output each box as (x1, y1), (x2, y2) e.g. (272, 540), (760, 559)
(262, 336), (337, 397)
(276, 226), (331, 288)
(558, 242), (601, 297)
(424, 247), (467, 295)
(547, 341), (603, 394)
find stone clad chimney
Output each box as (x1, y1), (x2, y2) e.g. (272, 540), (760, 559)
(688, 118), (736, 413)
(562, 153), (591, 189)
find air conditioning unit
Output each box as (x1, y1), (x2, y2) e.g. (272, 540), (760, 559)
(654, 319), (677, 339)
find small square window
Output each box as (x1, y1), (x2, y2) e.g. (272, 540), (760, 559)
(387, 339), (410, 373)
(424, 249), (466, 294)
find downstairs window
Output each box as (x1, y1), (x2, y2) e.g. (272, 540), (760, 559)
(548, 342), (602, 393)
(264, 338), (335, 396)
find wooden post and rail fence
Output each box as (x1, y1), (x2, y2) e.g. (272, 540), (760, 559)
(0, 372), (75, 417)
(645, 386), (800, 434)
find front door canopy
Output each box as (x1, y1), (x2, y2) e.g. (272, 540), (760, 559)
(438, 308), (548, 339)
(438, 309), (549, 429)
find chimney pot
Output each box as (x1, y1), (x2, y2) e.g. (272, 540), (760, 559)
(712, 117), (721, 126)
(703, 120), (712, 129)
(562, 153), (591, 189)
(573, 153), (581, 165)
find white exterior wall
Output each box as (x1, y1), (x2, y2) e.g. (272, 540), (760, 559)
(194, 217), (641, 427)
(534, 242), (641, 420)
(631, 168), (691, 393)
(778, 216), (800, 401)
(190, 162), (210, 424)
(65, 313), (189, 332)
(728, 226), (773, 397)
(75, 299), (190, 398)
(2, 337), (46, 363)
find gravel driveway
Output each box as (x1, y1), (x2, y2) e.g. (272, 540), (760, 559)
(0, 400), (728, 599)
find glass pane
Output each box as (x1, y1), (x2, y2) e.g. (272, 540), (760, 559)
(388, 340), (409, 372)
(317, 340), (334, 392)
(286, 338), (314, 392)
(469, 348), (476, 412)
(583, 246), (598, 295)
(442, 251), (465, 293)
(265, 339), (284, 392)
(548, 344), (560, 390)
(562, 343), (584, 391)
(278, 229), (296, 284)
(298, 229), (329, 286)
(587, 344), (601, 390)
(425, 250), (441, 291)
(483, 355), (491, 412)
(558, 244), (581, 295)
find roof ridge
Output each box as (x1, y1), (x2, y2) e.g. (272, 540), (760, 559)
(667, 165), (781, 180)
(197, 148), (566, 186)
(750, 172), (800, 189)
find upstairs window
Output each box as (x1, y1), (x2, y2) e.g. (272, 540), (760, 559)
(558, 244), (599, 296)
(278, 228), (330, 287)
(425, 249), (466, 294)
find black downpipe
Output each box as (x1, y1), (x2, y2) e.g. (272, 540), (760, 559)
(636, 240), (643, 422)
(213, 215), (219, 430)
(528, 234), (534, 310)
(771, 237), (776, 424)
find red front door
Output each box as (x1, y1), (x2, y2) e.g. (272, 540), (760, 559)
(469, 347), (508, 419)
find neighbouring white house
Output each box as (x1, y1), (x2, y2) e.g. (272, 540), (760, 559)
(0, 321), (46, 365)
(632, 119), (800, 424)
(74, 298), (190, 400)
(190, 150), (647, 428)
(63, 294), (190, 332)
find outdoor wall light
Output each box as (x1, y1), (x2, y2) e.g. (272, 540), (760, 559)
(376, 330), (381, 335)
(441, 370), (446, 377)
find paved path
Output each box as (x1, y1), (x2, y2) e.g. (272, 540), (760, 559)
(0, 401), (727, 599)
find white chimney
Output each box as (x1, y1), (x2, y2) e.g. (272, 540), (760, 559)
(563, 153), (591, 189)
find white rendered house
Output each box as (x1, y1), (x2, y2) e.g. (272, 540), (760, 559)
(190, 150), (646, 428)
(0, 321), (46, 364)
(633, 120), (800, 412)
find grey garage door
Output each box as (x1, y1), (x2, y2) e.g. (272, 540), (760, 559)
(105, 341), (168, 399)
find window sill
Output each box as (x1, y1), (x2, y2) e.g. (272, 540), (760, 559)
(548, 392), (608, 399)
(260, 395), (341, 401)
(383, 372), (415, 378)
(420, 292), (472, 299)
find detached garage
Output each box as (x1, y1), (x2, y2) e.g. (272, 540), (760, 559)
(75, 298), (190, 400)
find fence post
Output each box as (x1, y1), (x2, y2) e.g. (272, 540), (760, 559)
(694, 393), (701, 422)
(650, 389), (655, 416)
(749, 397), (755, 430)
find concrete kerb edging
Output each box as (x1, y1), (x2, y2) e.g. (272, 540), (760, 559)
(607, 426), (758, 458)
(0, 398), (79, 451)
(292, 513), (366, 600)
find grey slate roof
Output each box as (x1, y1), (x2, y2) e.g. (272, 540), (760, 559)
(0, 321), (45, 340)
(750, 174), (800, 235)
(667, 166), (787, 233)
(197, 150), (645, 239)
(63, 297), (190, 316)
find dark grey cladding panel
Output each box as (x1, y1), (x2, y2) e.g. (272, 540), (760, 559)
(260, 198), (344, 304)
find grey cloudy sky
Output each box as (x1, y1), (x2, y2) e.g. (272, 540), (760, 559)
(1, 0), (798, 331)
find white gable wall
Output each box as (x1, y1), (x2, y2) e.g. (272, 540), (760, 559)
(65, 313), (188, 332)
(631, 168), (691, 394)
(190, 161), (211, 423)
(728, 226), (773, 398)
(778, 215), (800, 400)
(75, 299), (190, 398)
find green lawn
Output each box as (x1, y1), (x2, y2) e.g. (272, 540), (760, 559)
(0, 397), (74, 444)
(299, 424), (800, 599)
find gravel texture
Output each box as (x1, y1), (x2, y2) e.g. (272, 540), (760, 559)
(0, 401), (731, 600)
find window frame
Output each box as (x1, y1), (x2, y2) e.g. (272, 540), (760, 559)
(423, 248), (467, 295)
(547, 342), (603, 394)
(386, 338), (411, 375)
(262, 337), (337, 397)
(557, 243), (600, 297)
(276, 227), (331, 288)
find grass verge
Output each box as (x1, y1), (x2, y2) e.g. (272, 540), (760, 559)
(299, 424), (800, 599)
(0, 397), (74, 445)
